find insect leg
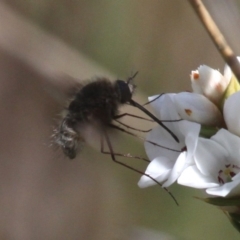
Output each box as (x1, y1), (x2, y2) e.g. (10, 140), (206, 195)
(114, 119), (151, 133)
(101, 131), (179, 206)
(114, 112), (153, 133)
(108, 123), (181, 153)
(114, 113), (154, 122)
(100, 139), (149, 163)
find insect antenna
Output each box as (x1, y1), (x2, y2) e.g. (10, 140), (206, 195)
(142, 93), (164, 106)
(101, 130), (179, 206)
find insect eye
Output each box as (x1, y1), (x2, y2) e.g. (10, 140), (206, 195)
(116, 80), (132, 103)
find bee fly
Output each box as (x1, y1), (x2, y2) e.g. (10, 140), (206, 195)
(53, 73), (179, 204)
(54, 73), (178, 158)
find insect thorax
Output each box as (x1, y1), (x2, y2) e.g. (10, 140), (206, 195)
(68, 79), (122, 125)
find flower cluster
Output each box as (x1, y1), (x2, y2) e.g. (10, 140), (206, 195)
(139, 62), (240, 198)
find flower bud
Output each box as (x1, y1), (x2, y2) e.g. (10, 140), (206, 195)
(191, 65), (230, 105)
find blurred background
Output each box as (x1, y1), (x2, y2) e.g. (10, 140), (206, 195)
(0, 0), (240, 239)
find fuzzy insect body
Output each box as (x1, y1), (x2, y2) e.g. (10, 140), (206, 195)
(55, 78), (134, 159)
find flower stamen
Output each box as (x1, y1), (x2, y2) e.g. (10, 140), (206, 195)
(218, 164), (240, 184)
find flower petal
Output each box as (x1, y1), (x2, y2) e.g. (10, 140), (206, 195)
(211, 128), (240, 165)
(223, 91), (240, 137)
(173, 92), (223, 126)
(144, 126), (183, 161)
(148, 94), (179, 121)
(163, 128), (200, 187)
(206, 177), (240, 197)
(178, 165), (218, 188)
(194, 137), (228, 178)
(138, 157), (173, 188)
(163, 151), (188, 187)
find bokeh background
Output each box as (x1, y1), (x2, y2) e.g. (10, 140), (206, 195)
(0, 0), (240, 239)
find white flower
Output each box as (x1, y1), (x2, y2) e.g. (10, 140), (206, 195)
(178, 129), (240, 197)
(139, 60), (239, 196)
(190, 65), (231, 104)
(138, 94), (200, 188)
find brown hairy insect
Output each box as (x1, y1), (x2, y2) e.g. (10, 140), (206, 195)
(54, 73), (178, 159)
(53, 73), (179, 205)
